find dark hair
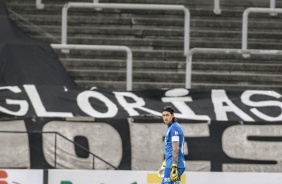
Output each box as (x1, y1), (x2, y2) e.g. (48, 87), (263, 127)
(162, 106), (174, 114)
(162, 106), (177, 122)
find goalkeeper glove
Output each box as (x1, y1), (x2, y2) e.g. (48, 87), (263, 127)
(157, 160), (166, 178)
(170, 163), (178, 182)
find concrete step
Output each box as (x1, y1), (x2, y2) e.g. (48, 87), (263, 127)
(192, 71), (282, 85)
(74, 80), (186, 91)
(9, 12), (282, 51)
(15, 23), (282, 41)
(191, 62), (282, 74)
(67, 66), (282, 82)
(75, 80), (282, 91)
(32, 35), (282, 51)
(53, 49), (187, 61)
(60, 58), (282, 74)
(67, 69), (185, 82)
(190, 53), (282, 63)
(67, 66), (282, 90)
(9, 10), (282, 31)
(60, 58), (182, 71)
(192, 82), (282, 91)
(7, 0), (282, 21)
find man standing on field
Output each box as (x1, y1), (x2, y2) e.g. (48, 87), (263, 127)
(157, 106), (186, 184)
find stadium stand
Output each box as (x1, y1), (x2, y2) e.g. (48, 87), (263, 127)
(3, 0), (282, 91)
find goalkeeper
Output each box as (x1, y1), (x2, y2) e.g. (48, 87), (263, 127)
(158, 106), (186, 184)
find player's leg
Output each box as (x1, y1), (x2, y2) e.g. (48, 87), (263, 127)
(162, 168), (171, 184)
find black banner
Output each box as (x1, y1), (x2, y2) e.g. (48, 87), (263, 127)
(0, 85), (282, 171)
(0, 85), (282, 122)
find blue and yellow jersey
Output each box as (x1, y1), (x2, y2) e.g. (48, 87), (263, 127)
(164, 121), (186, 169)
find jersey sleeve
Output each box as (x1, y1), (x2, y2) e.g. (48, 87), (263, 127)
(170, 126), (180, 142)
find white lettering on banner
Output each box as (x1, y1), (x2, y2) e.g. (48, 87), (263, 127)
(77, 91), (118, 118)
(212, 89), (254, 121)
(42, 121), (122, 169)
(0, 120), (30, 168)
(222, 125), (282, 172)
(23, 85), (73, 117)
(241, 90), (282, 121)
(162, 89), (211, 122)
(0, 86), (28, 116)
(0, 86), (282, 121)
(114, 92), (161, 116)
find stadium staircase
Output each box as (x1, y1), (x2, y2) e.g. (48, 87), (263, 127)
(4, 0), (282, 91)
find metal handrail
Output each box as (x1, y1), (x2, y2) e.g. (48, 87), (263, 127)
(185, 48), (282, 88)
(35, 0), (98, 9)
(242, 7), (282, 51)
(51, 44), (133, 91)
(213, 0), (277, 15)
(0, 130), (118, 169)
(61, 2), (190, 56)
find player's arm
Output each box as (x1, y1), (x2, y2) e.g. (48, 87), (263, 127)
(172, 138), (179, 164)
(170, 137), (180, 181)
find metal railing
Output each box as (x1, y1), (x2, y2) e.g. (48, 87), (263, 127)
(242, 7), (282, 51)
(0, 130), (117, 169)
(185, 48), (282, 88)
(213, 0), (277, 15)
(36, 0), (278, 14)
(51, 44), (133, 91)
(35, 0), (98, 9)
(61, 2), (190, 56)
(33, 1), (281, 89)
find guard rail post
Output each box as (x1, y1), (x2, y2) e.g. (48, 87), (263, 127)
(213, 0), (277, 15)
(214, 0), (221, 14)
(185, 48), (282, 88)
(36, 0), (44, 9)
(270, 0), (277, 16)
(242, 7), (282, 55)
(61, 2), (190, 56)
(51, 44), (133, 91)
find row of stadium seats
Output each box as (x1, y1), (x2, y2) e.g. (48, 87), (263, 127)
(5, 0), (282, 91)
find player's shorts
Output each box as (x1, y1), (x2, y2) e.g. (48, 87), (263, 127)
(161, 168), (185, 184)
